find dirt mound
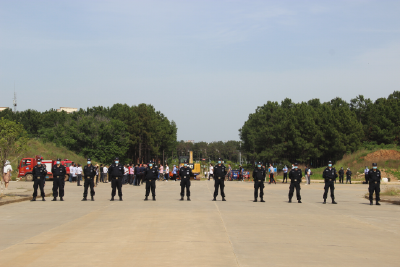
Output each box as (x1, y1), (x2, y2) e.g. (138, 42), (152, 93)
(363, 150), (400, 162)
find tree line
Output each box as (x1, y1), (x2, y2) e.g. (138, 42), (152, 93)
(239, 91), (400, 167)
(0, 104), (177, 164)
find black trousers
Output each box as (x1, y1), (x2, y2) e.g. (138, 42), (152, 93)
(283, 173), (288, 183)
(83, 177), (95, 198)
(33, 178), (45, 198)
(369, 182), (380, 202)
(111, 177), (123, 197)
(180, 178), (191, 197)
(339, 175), (344, 183)
(346, 176), (351, 184)
(77, 174), (82, 186)
(208, 174), (213, 180)
(145, 179), (156, 197)
(129, 174), (134, 184)
(254, 181), (264, 199)
(214, 178), (225, 198)
(365, 174), (369, 183)
(323, 181), (335, 200)
(269, 174), (275, 183)
(289, 182), (301, 200)
(173, 174), (177, 181)
(52, 176), (65, 198)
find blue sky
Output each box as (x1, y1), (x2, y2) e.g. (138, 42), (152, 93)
(1, 0), (399, 142)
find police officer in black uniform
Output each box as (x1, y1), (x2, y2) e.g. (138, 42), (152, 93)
(368, 163), (381, 205)
(322, 160), (338, 204)
(144, 160), (158, 201)
(82, 158), (96, 201)
(338, 167), (344, 183)
(252, 162), (266, 202)
(108, 157), (124, 201)
(31, 159), (47, 201)
(213, 158), (227, 201)
(179, 160), (193, 201)
(288, 162), (302, 203)
(51, 158), (67, 201)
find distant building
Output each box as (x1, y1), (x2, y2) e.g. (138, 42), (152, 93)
(57, 107), (78, 114)
(0, 107), (9, 112)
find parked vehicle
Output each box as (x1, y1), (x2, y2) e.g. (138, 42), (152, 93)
(18, 155), (72, 181)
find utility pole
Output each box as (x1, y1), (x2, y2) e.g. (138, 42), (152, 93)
(13, 83), (17, 113)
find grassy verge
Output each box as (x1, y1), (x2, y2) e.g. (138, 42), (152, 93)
(7, 138), (92, 180)
(380, 187), (400, 197)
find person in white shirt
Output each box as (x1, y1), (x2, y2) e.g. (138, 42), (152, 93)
(208, 164), (213, 180)
(76, 164), (83, 186)
(70, 164), (77, 183)
(103, 165), (108, 183)
(123, 165), (129, 184)
(3, 160), (12, 189)
(165, 164), (169, 181)
(307, 168), (311, 185)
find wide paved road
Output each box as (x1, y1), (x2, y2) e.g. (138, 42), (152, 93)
(0, 180), (399, 267)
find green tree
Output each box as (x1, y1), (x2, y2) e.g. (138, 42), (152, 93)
(0, 118), (28, 182)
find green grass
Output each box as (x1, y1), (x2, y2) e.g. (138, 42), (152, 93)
(380, 187), (400, 196)
(7, 139), (91, 180)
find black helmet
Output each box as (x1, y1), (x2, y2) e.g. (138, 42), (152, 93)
(115, 157), (119, 160)
(257, 161), (262, 165)
(372, 163), (377, 166)
(218, 158), (222, 161)
(328, 160), (332, 164)
(87, 158), (91, 161)
(294, 162), (298, 166)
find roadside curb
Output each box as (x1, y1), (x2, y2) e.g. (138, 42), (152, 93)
(0, 192), (53, 206)
(364, 195), (400, 205)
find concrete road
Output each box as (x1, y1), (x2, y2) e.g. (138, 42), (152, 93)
(0, 181), (399, 267)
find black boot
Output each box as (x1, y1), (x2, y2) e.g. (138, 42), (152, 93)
(152, 196), (156, 201)
(298, 200), (302, 203)
(323, 199), (326, 204)
(42, 197), (46, 201)
(31, 197), (36, 201)
(332, 200), (337, 204)
(60, 197), (64, 201)
(144, 196), (148, 201)
(260, 198), (265, 202)
(212, 197), (216, 201)
(222, 197), (226, 201)
(187, 197), (191, 201)
(119, 196), (123, 201)
(288, 199), (292, 203)
(91, 196), (94, 201)
(370, 201), (373, 205)
(110, 196), (114, 201)
(253, 198), (257, 202)
(376, 201), (381, 205)
(82, 197), (87, 201)
(180, 197), (184, 201)
(52, 197), (57, 201)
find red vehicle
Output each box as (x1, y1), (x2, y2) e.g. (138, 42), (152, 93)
(18, 155), (72, 181)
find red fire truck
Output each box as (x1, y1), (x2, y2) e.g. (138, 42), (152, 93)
(18, 155), (72, 181)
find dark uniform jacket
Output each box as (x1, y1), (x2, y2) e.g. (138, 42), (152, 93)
(368, 169), (381, 184)
(346, 170), (352, 177)
(289, 169), (302, 183)
(338, 169), (344, 176)
(52, 165), (66, 178)
(144, 167), (158, 181)
(322, 167), (337, 182)
(108, 163), (124, 178)
(32, 165), (47, 179)
(214, 164), (227, 179)
(179, 167), (193, 179)
(252, 168), (266, 182)
(84, 165), (96, 179)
